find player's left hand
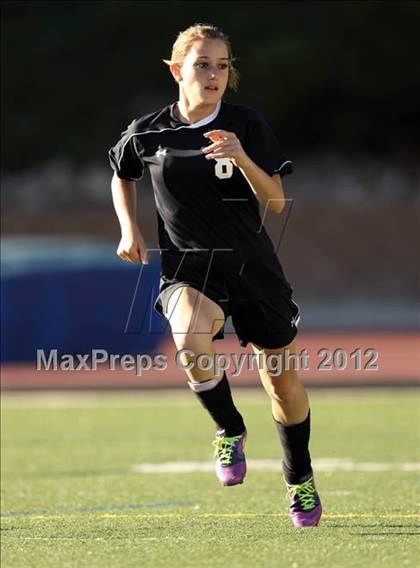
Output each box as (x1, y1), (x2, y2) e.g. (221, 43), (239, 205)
(202, 130), (249, 169)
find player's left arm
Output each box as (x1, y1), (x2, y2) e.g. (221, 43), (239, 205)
(202, 129), (285, 214)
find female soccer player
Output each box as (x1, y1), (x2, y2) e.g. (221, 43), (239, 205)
(109, 23), (322, 528)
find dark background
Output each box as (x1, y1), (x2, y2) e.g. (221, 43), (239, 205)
(2, 0), (420, 170)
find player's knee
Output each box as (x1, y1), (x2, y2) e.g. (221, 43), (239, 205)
(174, 335), (217, 378)
(172, 330), (213, 358)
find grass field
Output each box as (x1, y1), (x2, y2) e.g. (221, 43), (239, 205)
(1, 388), (419, 567)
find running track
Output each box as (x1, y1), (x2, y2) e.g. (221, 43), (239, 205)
(1, 332), (419, 390)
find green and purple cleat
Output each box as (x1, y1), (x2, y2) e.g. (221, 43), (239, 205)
(286, 475), (322, 527)
(212, 429), (247, 486)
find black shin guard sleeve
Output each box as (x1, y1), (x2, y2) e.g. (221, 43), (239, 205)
(274, 410), (312, 484)
(193, 373), (245, 437)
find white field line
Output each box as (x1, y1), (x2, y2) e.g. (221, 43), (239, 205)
(131, 458), (420, 474)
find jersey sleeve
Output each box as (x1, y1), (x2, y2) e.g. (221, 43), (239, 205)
(244, 111), (293, 178)
(108, 120), (145, 181)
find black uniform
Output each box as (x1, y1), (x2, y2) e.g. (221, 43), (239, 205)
(109, 100), (300, 348)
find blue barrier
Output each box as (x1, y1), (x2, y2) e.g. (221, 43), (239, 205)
(1, 239), (169, 362)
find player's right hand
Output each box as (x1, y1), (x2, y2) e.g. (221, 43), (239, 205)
(116, 225), (149, 264)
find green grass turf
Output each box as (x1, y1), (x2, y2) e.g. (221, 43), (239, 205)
(1, 388), (419, 567)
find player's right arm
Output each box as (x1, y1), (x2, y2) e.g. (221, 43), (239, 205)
(111, 173), (149, 264)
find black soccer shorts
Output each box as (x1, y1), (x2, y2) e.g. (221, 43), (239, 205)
(153, 250), (300, 349)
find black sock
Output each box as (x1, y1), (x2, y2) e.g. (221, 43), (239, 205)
(274, 410), (312, 484)
(191, 372), (246, 436)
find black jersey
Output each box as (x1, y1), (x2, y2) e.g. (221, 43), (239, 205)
(109, 100), (294, 299)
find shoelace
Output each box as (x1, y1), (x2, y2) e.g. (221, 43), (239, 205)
(212, 435), (242, 466)
(287, 478), (317, 511)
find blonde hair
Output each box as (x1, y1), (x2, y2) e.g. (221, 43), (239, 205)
(163, 23), (239, 91)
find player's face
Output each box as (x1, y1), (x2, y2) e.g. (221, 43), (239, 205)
(178, 39), (230, 105)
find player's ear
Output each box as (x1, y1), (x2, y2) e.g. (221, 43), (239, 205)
(168, 62), (182, 83)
